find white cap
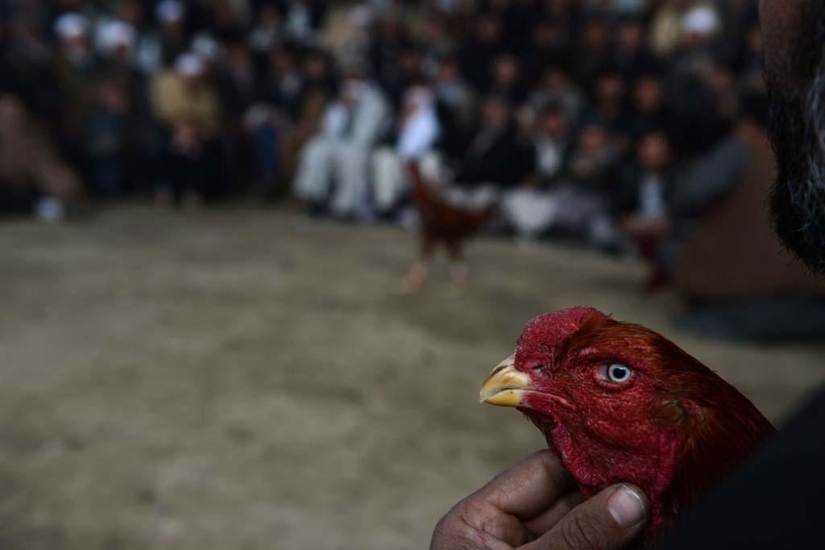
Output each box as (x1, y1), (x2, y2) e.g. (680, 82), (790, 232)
(54, 13), (90, 40)
(157, 0), (185, 23)
(682, 7), (720, 37)
(191, 33), (222, 62)
(175, 53), (205, 77)
(97, 20), (137, 56)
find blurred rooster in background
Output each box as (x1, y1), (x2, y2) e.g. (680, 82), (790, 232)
(403, 161), (497, 290)
(480, 306), (774, 548)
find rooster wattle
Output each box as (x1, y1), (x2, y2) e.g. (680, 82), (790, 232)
(480, 307), (774, 547)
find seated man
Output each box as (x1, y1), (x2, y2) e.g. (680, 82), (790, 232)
(400, 95), (530, 227)
(544, 120), (621, 245)
(452, 95), (527, 192)
(371, 84), (442, 220)
(150, 53), (223, 207)
(292, 58), (390, 220)
(500, 102), (572, 239)
(0, 96), (82, 220)
(611, 129), (679, 290)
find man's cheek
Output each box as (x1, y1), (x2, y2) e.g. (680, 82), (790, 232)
(759, 0), (805, 79)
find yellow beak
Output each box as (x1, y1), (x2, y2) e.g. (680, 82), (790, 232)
(479, 354), (532, 407)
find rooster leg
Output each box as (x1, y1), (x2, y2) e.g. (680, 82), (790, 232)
(404, 233), (435, 290)
(403, 262), (429, 290)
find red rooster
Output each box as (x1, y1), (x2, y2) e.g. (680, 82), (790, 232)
(479, 306), (774, 548)
(403, 161), (497, 289)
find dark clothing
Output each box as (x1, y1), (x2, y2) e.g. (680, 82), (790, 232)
(664, 56), (734, 154)
(163, 136), (224, 204)
(455, 124), (529, 189)
(562, 148), (620, 194)
(571, 47), (610, 92)
(367, 33), (414, 96)
(219, 66), (258, 119)
(610, 165), (677, 219)
(614, 46), (662, 82)
(628, 108), (676, 142)
(255, 71), (306, 120)
(458, 39), (502, 92)
(524, 43), (571, 85)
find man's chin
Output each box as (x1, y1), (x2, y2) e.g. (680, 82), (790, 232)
(765, 63), (825, 275)
(770, 177), (825, 274)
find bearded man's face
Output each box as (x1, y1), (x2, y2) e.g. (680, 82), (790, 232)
(761, 0), (825, 273)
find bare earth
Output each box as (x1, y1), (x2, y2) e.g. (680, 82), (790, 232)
(0, 206), (822, 550)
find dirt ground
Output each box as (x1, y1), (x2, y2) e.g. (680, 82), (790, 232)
(0, 206), (822, 550)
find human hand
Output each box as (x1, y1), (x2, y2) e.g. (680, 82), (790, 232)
(431, 451), (648, 549)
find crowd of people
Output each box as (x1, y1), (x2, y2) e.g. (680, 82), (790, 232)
(1, 0), (823, 339)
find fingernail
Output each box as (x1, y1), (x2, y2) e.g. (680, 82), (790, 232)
(608, 486), (646, 527)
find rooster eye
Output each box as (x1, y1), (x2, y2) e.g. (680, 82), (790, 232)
(601, 363), (633, 384)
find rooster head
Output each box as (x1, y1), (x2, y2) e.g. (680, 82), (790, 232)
(479, 306), (772, 530)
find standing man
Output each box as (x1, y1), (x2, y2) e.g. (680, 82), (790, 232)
(292, 58), (390, 220)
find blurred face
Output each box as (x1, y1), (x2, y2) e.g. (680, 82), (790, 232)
(493, 56), (519, 86)
(761, 0), (825, 272)
(482, 99), (509, 128)
(112, 43), (132, 63)
(305, 54), (327, 79)
(422, 17), (443, 41)
(476, 17), (502, 43)
(746, 27), (763, 56)
(161, 18), (183, 35)
(118, 0), (144, 25)
(540, 110), (567, 137)
(259, 6), (281, 27)
(438, 61), (459, 82)
(380, 18), (401, 38)
(579, 125), (608, 155)
(541, 67), (568, 90)
(270, 50), (292, 73)
(546, 0), (571, 15)
(583, 22), (610, 50)
(532, 23), (560, 48)
(682, 31), (709, 50)
(638, 133), (672, 171)
(62, 33), (91, 54)
(228, 45), (249, 67)
(617, 23), (643, 51)
(634, 77), (663, 113)
(399, 50), (421, 76)
(342, 76), (366, 103)
(596, 74), (626, 105)
(181, 74), (201, 92)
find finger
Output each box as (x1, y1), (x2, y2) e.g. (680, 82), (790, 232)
(430, 500), (521, 550)
(477, 450), (576, 520)
(523, 484), (648, 550)
(523, 490), (584, 537)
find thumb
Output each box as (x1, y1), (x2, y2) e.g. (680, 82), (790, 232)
(523, 485), (649, 550)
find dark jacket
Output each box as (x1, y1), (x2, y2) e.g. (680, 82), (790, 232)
(455, 123), (530, 188)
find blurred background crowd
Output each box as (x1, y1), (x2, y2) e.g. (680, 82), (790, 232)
(1, 0), (824, 339)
